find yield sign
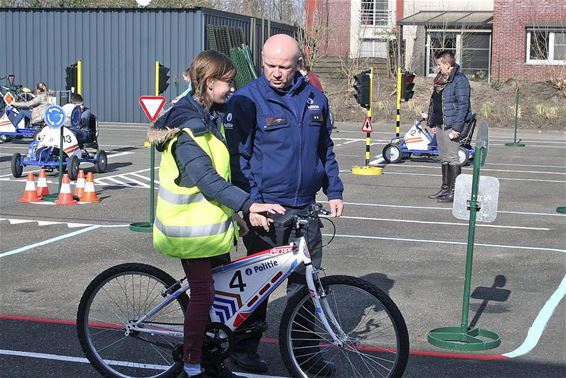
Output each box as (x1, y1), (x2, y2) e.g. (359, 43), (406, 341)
(361, 117), (373, 133)
(139, 96), (166, 122)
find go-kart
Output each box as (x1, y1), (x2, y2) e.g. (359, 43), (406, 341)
(0, 106), (39, 143)
(382, 114), (476, 166)
(11, 113), (107, 181)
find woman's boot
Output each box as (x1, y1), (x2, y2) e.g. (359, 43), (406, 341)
(438, 165), (461, 203)
(428, 163), (450, 199)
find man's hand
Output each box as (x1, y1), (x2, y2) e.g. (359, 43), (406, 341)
(328, 199), (344, 217)
(247, 203), (286, 232)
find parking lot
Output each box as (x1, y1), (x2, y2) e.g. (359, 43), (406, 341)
(1, 121), (565, 378)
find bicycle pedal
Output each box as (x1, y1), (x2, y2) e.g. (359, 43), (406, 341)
(235, 321), (268, 336)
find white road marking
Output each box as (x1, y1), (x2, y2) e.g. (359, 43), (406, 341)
(503, 273), (566, 358)
(0, 349), (287, 378)
(326, 233), (566, 254)
(340, 215), (550, 231)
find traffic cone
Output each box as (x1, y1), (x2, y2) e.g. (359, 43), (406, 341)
(80, 172), (100, 203)
(36, 169), (50, 197)
(74, 170), (85, 198)
(19, 172), (43, 203)
(55, 174), (77, 206)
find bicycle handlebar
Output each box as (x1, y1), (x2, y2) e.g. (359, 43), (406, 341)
(275, 203), (330, 228)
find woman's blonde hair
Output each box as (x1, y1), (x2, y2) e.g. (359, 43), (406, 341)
(188, 50), (236, 107)
(36, 82), (48, 93)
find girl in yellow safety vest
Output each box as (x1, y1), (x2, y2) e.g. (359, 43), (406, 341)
(147, 50), (285, 378)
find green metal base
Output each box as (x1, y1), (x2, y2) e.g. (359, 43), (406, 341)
(504, 142), (525, 147)
(42, 193), (59, 202)
(129, 221), (153, 233)
(428, 326), (501, 351)
(556, 206), (566, 214)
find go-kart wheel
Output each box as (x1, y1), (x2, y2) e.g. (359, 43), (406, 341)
(382, 143), (403, 164)
(67, 155), (80, 181)
(0, 135), (13, 143)
(94, 150), (108, 173)
(458, 146), (470, 166)
(11, 153), (23, 178)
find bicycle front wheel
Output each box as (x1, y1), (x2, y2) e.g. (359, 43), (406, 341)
(77, 263), (188, 378)
(279, 275), (409, 378)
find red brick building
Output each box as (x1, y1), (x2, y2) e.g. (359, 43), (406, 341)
(306, 0), (565, 82)
(492, 0), (566, 81)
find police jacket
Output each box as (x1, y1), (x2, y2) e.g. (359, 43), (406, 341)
(427, 64), (472, 133)
(147, 94), (252, 259)
(224, 73), (344, 207)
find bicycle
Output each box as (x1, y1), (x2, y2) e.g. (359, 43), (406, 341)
(77, 204), (409, 378)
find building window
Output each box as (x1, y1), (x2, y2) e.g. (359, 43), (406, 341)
(426, 31), (491, 81)
(527, 28), (566, 64)
(360, 39), (388, 58)
(361, 0), (389, 26)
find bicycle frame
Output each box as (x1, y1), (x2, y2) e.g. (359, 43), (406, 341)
(127, 235), (345, 346)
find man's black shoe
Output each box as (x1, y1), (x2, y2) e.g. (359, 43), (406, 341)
(202, 360), (243, 378)
(230, 352), (268, 373)
(299, 356), (336, 376)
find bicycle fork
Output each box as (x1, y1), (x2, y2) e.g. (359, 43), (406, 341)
(304, 264), (347, 347)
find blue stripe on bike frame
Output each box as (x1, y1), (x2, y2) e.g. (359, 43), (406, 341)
(214, 297), (237, 314)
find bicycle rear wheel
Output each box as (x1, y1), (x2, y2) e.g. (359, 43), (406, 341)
(279, 275), (409, 378)
(77, 263), (188, 378)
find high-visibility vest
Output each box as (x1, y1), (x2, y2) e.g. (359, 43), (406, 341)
(153, 127), (236, 259)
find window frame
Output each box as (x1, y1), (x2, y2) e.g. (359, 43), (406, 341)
(525, 28), (566, 65)
(360, 0), (389, 27)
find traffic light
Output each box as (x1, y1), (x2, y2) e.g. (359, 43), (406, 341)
(401, 71), (416, 101)
(158, 64), (170, 94)
(353, 70), (371, 109)
(65, 63), (78, 92)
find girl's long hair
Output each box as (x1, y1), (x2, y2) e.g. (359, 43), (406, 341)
(188, 50), (236, 108)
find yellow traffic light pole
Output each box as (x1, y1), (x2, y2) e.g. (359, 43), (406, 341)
(77, 60), (82, 95)
(396, 66), (402, 138)
(352, 67), (382, 176)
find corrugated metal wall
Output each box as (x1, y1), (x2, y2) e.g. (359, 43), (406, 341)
(0, 8), (295, 124)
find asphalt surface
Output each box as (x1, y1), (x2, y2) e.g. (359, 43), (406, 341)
(0, 121), (565, 378)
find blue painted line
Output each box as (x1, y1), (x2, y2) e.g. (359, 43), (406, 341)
(503, 273), (566, 358)
(0, 225), (101, 258)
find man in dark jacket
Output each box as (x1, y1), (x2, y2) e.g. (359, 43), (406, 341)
(224, 34), (344, 375)
(427, 50), (472, 203)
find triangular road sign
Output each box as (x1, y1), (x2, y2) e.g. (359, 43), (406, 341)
(361, 117), (373, 133)
(139, 96), (166, 122)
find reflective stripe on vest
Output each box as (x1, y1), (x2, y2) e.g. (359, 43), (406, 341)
(158, 186), (206, 204)
(155, 216), (234, 238)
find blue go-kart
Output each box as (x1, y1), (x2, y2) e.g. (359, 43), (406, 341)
(11, 110), (107, 180)
(0, 108), (39, 143)
(382, 114), (476, 166)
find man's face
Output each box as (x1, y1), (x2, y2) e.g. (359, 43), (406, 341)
(263, 51), (298, 89)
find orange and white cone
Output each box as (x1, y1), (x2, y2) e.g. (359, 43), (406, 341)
(36, 169), (50, 197)
(55, 174), (77, 206)
(74, 170), (86, 199)
(19, 172), (43, 203)
(80, 172), (100, 203)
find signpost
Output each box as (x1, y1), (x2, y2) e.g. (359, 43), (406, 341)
(42, 105), (66, 201)
(130, 87), (166, 232)
(428, 122), (502, 351)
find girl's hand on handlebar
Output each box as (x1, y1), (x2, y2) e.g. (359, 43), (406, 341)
(248, 203), (285, 231)
(249, 203), (286, 215)
(249, 213), (272, 231)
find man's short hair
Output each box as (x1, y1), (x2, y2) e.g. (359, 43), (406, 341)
(435, 50), (456, 66)
(70, 93), (84, 105)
